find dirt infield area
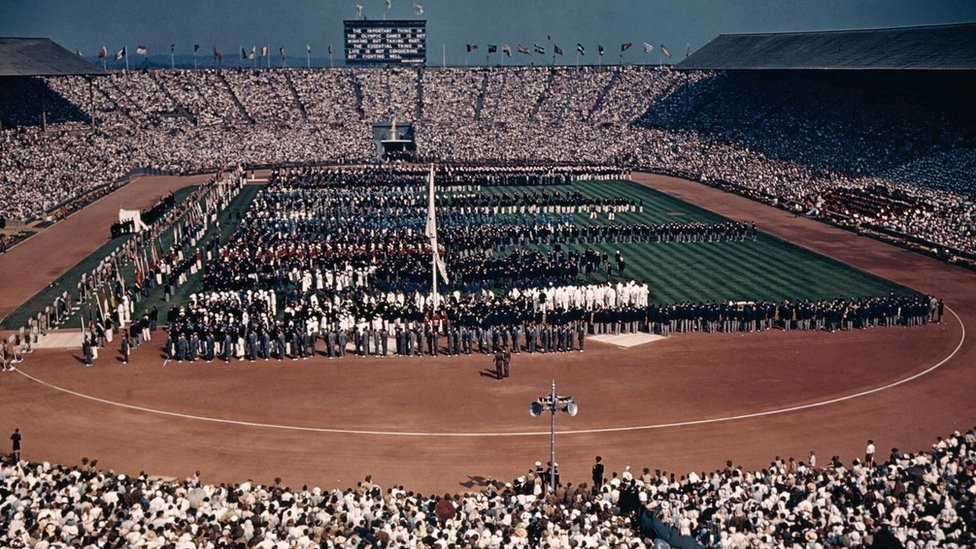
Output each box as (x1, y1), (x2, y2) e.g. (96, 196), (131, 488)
(1, 172), (974, 495)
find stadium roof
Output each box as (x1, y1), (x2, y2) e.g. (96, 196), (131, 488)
(0, 37), (106, 77)
(677, 22), (976, 71)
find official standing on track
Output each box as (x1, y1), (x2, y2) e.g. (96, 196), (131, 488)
(493, 349), (505, 380)
(10, 428), (22, 460)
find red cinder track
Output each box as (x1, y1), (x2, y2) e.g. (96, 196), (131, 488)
(0, 173), (972, 495)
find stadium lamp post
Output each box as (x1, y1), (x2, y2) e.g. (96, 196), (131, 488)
(529, 380), (578, 494)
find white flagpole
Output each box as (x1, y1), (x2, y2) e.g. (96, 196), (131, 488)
(427, 164), (439, 309)
(124, 45), (129, 71)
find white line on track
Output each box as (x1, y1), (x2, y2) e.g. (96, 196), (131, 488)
(14, 307), (966, 438)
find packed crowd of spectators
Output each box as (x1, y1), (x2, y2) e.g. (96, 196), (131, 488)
(1, 66), (973, 254)
(3, 427), (975, 547)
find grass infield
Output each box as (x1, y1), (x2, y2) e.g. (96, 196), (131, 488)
(479, 179), (914, 304)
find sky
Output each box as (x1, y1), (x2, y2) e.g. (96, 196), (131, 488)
(2, 0), (974, 66)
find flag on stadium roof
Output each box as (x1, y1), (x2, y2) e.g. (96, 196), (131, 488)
(113, 46), (125, 61)
(98, 46), (107, 59)
(193, 44), (200, 52)
(249, 46), (256, 59)
(261, 45), (269, 56)
(213, 47), (223, 61)
(643, 42), (653, 53)
(385, 0), (392, 9)
(136, 45), (147, 55)
(328, 45), (333, 55)
(466, 43), (478, 52)
(598, 44), (605, 56)
(685, 43), (691, 58)
(517, 43), (529, 54)
(279, 47), (285, 56)
(75, 49), (83, 57)
(502, 43), (512, 56)
(241, 47), (247, 59)
(661, 44), (672, 58)
(621, 42), (632, 52)
(534, 43), (545, 54)
(554, 44), (563, 55)
(414, 3), (423, 15)
(306, 44), (311, 53)
(577, 43), (585, 55)
(171, 44), (175, 53)
(487, 44), (497, 53)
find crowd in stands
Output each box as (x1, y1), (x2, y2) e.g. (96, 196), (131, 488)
(2, 427), (974, 547)
(1, 66), (973, 255)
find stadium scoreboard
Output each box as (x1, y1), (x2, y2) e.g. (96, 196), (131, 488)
(344, 20), (426, 66)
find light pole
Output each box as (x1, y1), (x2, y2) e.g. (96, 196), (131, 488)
(529, 380), (578, 494)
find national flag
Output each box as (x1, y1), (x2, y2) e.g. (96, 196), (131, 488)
(685, 43), (691, 58)
(214, 47), (223, 61)
(113, 47), (126, 61)
(98, 46), (107, 59)
(533, 43), (545, 54)
(356, 4), (364, 17)
(249, 46), (256, 59)
(76, 49), (83, 57)
(425, 165), (449, 283)
(414, 2), (424, 14)
(171, 44), (175, 53)
(328, 45), (333, 55)
(554, 44), (563, 56)
(517, 43), (529, 54)
(487, 44), (497, 53)
(241, 47), (247, 59)
(261, 45), (269, 56)
(193, 44), (200, 52)
(598, 44), (605, 56)
(502, 43), (512, 56)
(385, 0), (392, 8)
(279, 47), (285, 56)
(621, 42), (632, 52)
(466, 44), (478, 53)
(136, 45), (147, 55)
(576, 43), (584, 55)
(643, 42), (653, 53)
(306, 44), (311, 54)
(661, 44), (672, 58)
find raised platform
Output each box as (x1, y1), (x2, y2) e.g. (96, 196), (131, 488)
(31, 330), (85, 349)
(590, 332), (667, 348)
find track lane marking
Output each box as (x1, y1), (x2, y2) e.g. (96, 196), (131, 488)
(14, 307), (965, 437)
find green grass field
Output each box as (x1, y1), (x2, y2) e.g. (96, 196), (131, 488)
(7, 178), (913, 332)
(479, 180), (913, 304)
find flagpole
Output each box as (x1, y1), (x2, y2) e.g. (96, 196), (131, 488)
(307, 49), (311, 68)
(428, 164), (439, 310)
(442, 44), (446, 67)
(170, 49), (174, 69)
(124, 45), (129, 71)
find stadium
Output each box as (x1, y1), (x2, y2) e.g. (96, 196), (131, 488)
(0, 3), (975, 547)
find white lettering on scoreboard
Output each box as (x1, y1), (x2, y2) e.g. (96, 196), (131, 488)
(344, 20), (427, 66)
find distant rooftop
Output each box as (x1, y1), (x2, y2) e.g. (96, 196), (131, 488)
(677, 22), (976, 71)
(0, 37), (107, 77)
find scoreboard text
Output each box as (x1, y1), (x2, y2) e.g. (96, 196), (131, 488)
(344, 20), (427, 66)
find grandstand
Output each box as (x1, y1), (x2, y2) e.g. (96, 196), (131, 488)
(1, 20), (976, 549)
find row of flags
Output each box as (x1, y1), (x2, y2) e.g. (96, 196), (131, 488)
(355, 1), (423, 17)
(84, 43), (335, 61)
(465, 42), (680, 58)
